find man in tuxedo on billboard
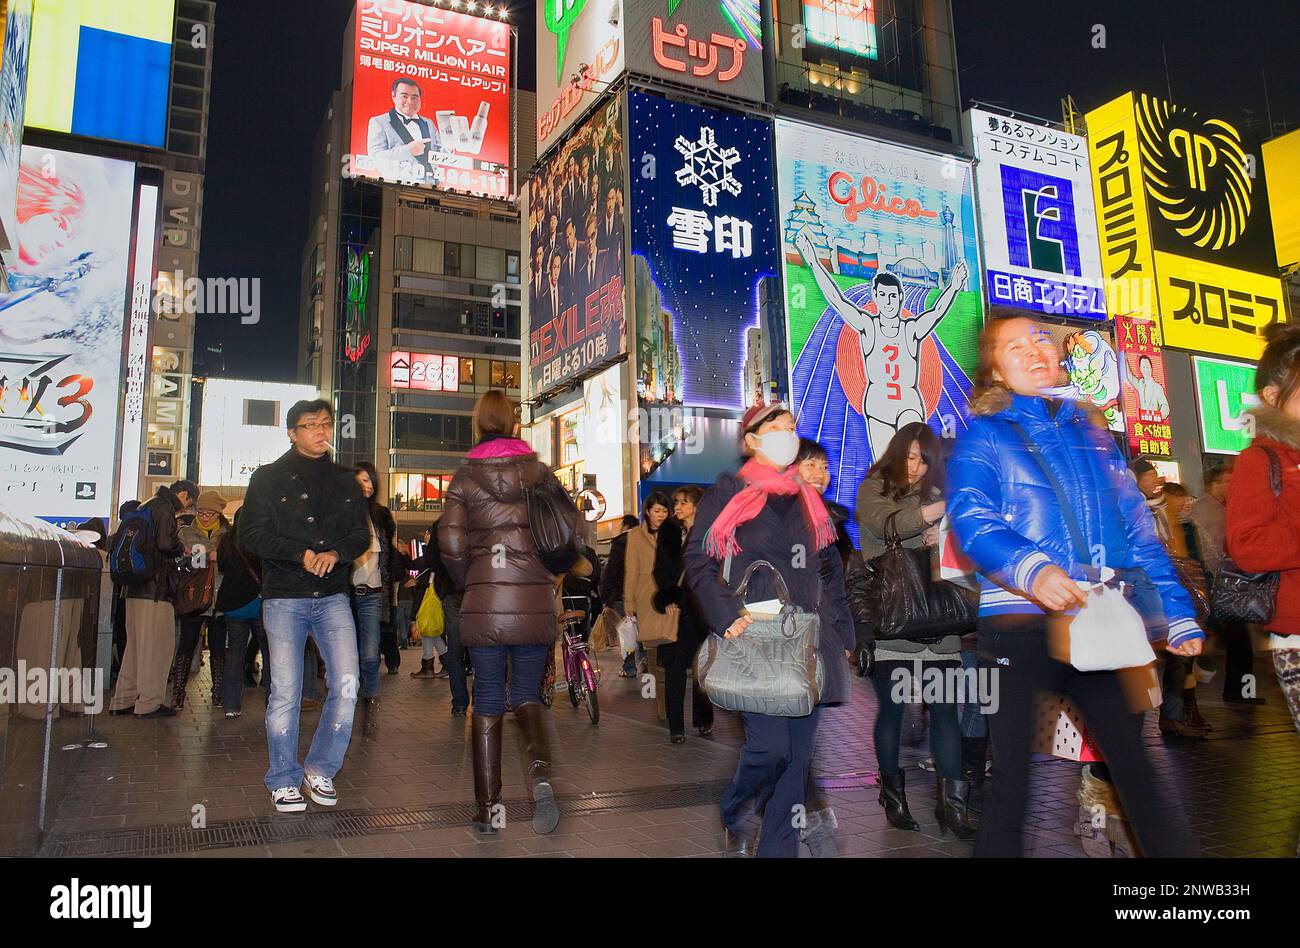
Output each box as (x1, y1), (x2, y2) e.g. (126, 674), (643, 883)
(366, 79), (441, 182)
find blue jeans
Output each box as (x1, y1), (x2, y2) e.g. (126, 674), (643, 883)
(444, 594), (469, 711)
(262, 594), (359, 792)
(352, 589), (383, 699)
(959, 646), (988, 738)
(468, 643), (549, 716)
(722, 708), (822, 858)
(222, 615), (267, 712)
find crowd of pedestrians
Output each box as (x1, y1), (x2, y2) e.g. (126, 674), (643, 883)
(92, 317), (1300, 857)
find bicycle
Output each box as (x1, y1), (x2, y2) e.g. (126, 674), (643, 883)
(559, 596), (600, 725)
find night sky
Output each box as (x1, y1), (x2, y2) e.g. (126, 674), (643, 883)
(199, 0), (1300, 384)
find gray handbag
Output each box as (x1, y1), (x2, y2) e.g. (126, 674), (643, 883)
(694, 557), (825, 717)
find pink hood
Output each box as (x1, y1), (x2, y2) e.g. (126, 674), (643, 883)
(467, 437), (534, 459)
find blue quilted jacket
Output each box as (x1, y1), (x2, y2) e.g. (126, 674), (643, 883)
(947, 392), (1203, 648)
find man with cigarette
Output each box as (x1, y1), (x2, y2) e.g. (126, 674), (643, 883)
(239, 400), (371, 812)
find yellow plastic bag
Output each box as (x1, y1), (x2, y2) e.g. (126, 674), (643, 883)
(415, 585), (445, 638)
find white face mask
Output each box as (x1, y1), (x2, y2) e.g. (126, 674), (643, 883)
(755, 429), (799, 467)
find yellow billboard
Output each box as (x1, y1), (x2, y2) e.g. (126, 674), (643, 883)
(1087, 93), (1159, 320)
(1154, 251), (1284, 360)
(1263, 128), (1300, 270)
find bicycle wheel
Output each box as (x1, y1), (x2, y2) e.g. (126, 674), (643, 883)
(585, 686), (599, 726)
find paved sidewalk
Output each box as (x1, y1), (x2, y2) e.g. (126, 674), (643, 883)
(43, 644), (1300, 858)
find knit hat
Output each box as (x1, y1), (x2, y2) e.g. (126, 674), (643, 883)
(195, 490), (228, 513)
(1129, 459), (1156, 478)
(740, 402), (791, 436)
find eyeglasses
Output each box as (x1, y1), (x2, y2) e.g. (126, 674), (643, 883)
(294, 421), (332, 432)
(197, 509), (220, 518)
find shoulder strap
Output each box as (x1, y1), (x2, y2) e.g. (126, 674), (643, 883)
(1260, 445), (1283, 497)
(1005, 420), (1091, 565)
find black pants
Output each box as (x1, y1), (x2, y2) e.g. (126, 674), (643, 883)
(974, 614), (1197, 858)
(1219, 618), (1255, 700)
(871, 658), (962, 779)
(657, 635), (713, 736)
(177, 614), (227, 663)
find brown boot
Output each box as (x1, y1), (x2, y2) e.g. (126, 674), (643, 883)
(362, 696), (379, 738)
(410, 658), (438, 679)
(1184, 688), (1213, 732)
(514, 701), (559, 835)
(171, 655), (191, 710)
(471, 714), (503, 834)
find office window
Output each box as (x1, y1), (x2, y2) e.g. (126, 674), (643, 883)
(460, 357), (475, 389)
(476, 246), (506, 282)
(244, 399), (278, 427)
(506, 252), (520, 285)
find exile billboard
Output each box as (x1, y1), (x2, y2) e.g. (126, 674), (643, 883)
(0, 146), (136, 524)
(967, 107), (1105, 319)
(527, 96), (626, 398)
(776, 119), (983, 532)
(348, 0), (511, 199)
(628, 91), (777, 410)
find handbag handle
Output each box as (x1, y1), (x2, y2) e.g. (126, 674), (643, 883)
(731, 559), (794, 606)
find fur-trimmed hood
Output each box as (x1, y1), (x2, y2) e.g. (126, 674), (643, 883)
(1248, 402), (1300, 451)
(968, 384), (1108, 428)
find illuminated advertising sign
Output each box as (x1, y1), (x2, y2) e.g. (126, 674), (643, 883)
(1087, 93), (1159, 321)
(1263, 128), (1300, 269)
(343, 243), (372, 362)
(1192, 356), (1258, 456)
(198, 380), (321, 487)
(581, 363), (626, 520)
(0, 0), (32, 272)
(628, 92), (777, 411)
(536, 0), (624, 155)
(968, 107), (1104, 319)
(803, 0), (877, 58)
(1115, 315), (1173, 459)
(117, 182), (159, 510)
(527, 96), (626, 398)
(348, 0), (511, 199)
(25, 0), (175, 149)
(1088, 92), (1284, 360)
(624, 0), (764, 103)
(1036, 322), (1124, 433)
(389, 350), (460, 391)
(775, 119), (983, 531)
(0, 146), (135, 522)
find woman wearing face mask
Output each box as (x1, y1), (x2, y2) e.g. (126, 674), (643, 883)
(685, 404), (855, 858)
(854, 423), (972, 838)
(646, 486), (715, 743)
(947, 316), (1203, 858)
(1227, 323), (1300, 739)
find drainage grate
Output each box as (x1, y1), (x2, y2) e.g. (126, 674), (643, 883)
(41, 779), (734, 858)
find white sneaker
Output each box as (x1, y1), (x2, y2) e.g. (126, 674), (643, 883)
(272, 787), (306, 812)
(304, 774), (337, 806)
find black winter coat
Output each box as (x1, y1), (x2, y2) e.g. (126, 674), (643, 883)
(216, 527), (261, 614)
(599, 531), (630, 614)
(684, 471), (856, 706)
(122, 485), (185, 601)
(239, 449), (371, 599)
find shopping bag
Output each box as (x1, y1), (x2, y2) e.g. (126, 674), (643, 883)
(415, 585), (445, 638)
(936, 515), (979, 591)
(616, 614), (639, 654)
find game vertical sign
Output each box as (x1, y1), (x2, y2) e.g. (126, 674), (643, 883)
(1116, 315), (1173, 458)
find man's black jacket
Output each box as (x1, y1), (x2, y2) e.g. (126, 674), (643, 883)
(238, 448), (370, 599)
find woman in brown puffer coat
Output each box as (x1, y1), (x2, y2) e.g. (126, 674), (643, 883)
(439, 390), (571, 838)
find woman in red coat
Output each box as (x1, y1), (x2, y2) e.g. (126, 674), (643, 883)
(1225, 323), (1300, 735)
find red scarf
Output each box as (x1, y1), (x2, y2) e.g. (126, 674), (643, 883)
(703, 458), (837, 559)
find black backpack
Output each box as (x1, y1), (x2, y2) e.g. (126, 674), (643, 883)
(525, 475), (582, 575)
(109, 505), (158, 586)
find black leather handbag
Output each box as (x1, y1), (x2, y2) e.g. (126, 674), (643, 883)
(860, 512), (977, 643)
(1211, 446), (1282, 624)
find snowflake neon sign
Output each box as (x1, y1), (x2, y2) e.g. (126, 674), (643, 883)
(674, 126), (742, 207)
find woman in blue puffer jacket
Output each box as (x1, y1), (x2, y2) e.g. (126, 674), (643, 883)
(948, 316), (1203, 858)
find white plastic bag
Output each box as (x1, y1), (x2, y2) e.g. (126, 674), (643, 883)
(1064, 578), (1156, 672)
(616, 614), (639, 655)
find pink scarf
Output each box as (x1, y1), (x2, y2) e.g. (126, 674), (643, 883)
(703, 458), (837, 559)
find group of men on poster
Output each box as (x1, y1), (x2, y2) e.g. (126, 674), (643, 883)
(528, 108), (626, 329)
